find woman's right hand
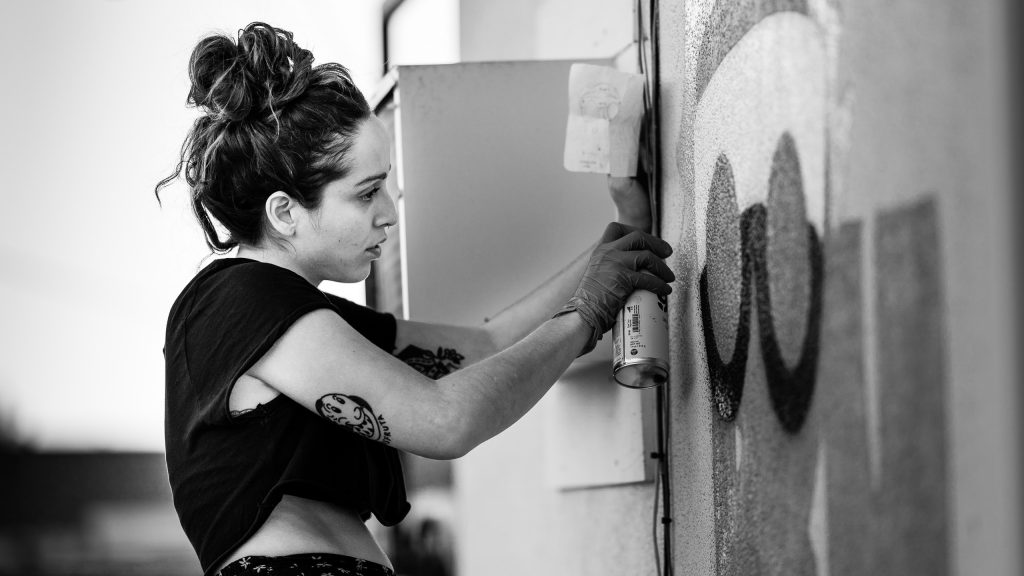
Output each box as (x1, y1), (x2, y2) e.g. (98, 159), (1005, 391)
(555, 222), (675, 354)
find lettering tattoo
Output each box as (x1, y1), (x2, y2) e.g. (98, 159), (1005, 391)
(316, 393), (392, 444)
(396, 345), (465, 379)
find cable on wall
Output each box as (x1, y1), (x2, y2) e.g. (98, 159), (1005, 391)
(636, 0), (672, 574)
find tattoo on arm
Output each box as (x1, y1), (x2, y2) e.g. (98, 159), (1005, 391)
(316, 393), (392, 444)
(396, 345), (465, 379)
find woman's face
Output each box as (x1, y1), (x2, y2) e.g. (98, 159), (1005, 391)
(296, 116), (397, 283)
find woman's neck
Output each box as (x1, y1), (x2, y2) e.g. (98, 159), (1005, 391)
(236, 245), (319, 286)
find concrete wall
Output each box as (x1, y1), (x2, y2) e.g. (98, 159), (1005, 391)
(452, 0), (1018, 574)
(660, 0), (1019, 574)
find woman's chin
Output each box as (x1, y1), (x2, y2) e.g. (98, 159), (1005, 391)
(332, 264), (372, 284)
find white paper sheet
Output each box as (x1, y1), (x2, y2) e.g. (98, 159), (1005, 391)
(563, 63), (646, 177)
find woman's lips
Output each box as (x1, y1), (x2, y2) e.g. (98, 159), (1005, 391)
(366, 236), (387, 257)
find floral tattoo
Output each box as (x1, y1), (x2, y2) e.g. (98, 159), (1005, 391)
(396, 345), (465, 379)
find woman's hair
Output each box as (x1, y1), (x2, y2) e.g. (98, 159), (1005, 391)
(155, 22), (371, 252)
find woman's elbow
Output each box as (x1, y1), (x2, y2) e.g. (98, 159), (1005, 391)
(429, 440), (472, 461)
(479, 323), (512, 358)
(411, 402), (477, 460)
(417, 430), (472, 461)
(435, 413), (479, 460)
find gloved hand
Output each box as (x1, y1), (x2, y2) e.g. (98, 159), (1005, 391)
(554, 222), (675, 355)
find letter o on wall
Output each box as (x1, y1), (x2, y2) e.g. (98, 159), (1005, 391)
(694, 12), (827, 432)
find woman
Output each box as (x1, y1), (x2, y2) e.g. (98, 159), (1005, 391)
(158, 22), (674, 576)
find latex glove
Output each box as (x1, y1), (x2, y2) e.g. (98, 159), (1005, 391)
(554, 222), (675, 355)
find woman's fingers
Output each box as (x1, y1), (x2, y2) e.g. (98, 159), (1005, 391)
(563, 222), (676, 351)
(628, 251), (676, 283)
(631, 271), (673, 297)
(598, 221), (635, 244)
(608, 229), (673, 258)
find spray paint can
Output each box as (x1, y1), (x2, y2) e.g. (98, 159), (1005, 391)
(612, 289), (669, 388)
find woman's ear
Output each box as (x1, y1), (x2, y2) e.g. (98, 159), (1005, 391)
(264, 191), (300, 236)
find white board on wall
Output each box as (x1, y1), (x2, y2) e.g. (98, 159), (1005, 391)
(543, 337), (659, 489)
(392, 60), (656, 487)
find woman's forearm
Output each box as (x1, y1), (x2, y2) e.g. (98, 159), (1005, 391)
(482, 243), (595, 351)
(442, 311), (591, 456)
(482, 210), (649, 352)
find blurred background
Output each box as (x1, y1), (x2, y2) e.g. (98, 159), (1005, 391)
(1, 0), (1020, 575)
(0, 1), (626, 574)
(0, 1), (450, 573)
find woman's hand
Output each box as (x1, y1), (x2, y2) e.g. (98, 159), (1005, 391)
(608, 175), (652, 232)
(554, 222), (674, 354)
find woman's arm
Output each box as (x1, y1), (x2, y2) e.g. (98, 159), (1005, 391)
(247, 223), (672, 460)
(391, 176), (655, 369)
(247, 306), (589, 460)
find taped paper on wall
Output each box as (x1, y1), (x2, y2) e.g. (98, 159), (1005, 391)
(563, 64), (646, 177)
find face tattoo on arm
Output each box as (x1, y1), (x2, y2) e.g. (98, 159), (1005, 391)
(316, 393), (392, 444)
(395, 345), (465, 379)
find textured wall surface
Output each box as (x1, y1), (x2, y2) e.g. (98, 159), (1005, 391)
(450, 0), (1017, 574)
(660, 0), (1018, 574)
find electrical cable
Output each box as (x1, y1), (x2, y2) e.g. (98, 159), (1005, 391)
(652, 449), (662, 574)
(630, 8), (663, 573)
(654, 8), (674, 576)
(636, 0), (673, 574)
(650, 1), (674, 571)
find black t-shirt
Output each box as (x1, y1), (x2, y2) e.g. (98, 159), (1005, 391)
(163, 258), (410, 575)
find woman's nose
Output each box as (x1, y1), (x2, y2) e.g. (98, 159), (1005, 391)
(376, 190), (398, 228)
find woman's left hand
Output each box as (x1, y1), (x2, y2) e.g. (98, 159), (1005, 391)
(608, 175), (652, 233)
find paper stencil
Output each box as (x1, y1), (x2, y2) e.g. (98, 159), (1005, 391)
(563, 64), (646, 177)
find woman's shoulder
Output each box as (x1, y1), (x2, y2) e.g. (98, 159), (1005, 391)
(196, 257), (319, 294)
(199, 257), (311, 286)
(167, 258), (329, 327)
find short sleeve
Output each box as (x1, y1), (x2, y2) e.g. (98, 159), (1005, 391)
(172, 259), (336, 424)
(321, 292), (397, 353)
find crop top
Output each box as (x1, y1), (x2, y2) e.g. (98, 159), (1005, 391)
(163, 258), (410, 575)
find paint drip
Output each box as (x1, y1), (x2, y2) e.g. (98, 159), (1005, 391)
(613, 290), (670, 388)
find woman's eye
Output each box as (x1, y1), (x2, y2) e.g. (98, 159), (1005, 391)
(361, 186), (381, 202)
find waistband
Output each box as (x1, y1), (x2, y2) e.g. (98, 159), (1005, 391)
(216, 553), (394, 576)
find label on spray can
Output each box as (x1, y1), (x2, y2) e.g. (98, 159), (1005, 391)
(612, 289), (669, 388)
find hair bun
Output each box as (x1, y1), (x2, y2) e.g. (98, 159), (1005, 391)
(188, 22), (314, 123)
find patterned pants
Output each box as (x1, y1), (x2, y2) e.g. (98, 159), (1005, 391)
(217, 553), (395, 576)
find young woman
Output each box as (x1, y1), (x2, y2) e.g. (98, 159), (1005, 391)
(158, 22), (674, 576)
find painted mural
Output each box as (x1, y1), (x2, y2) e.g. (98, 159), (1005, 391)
(680, 2), (950, 574)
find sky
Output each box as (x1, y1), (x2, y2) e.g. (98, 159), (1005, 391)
(0, 0), (386, 451)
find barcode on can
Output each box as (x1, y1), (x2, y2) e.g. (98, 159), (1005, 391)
(631, 309), (640, 333)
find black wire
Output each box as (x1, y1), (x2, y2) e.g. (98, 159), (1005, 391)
(635, 1), (673, 575)
(659, 387), (673, 576)
(651, 0), (672, 572)
(637, 0), (673, 574)
(633, 3), (655, 574)
(652, 450), (661, 573)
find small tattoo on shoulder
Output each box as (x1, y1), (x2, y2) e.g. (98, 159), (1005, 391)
(316, 393), (392, 444)
(396, 345), (465, 379)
